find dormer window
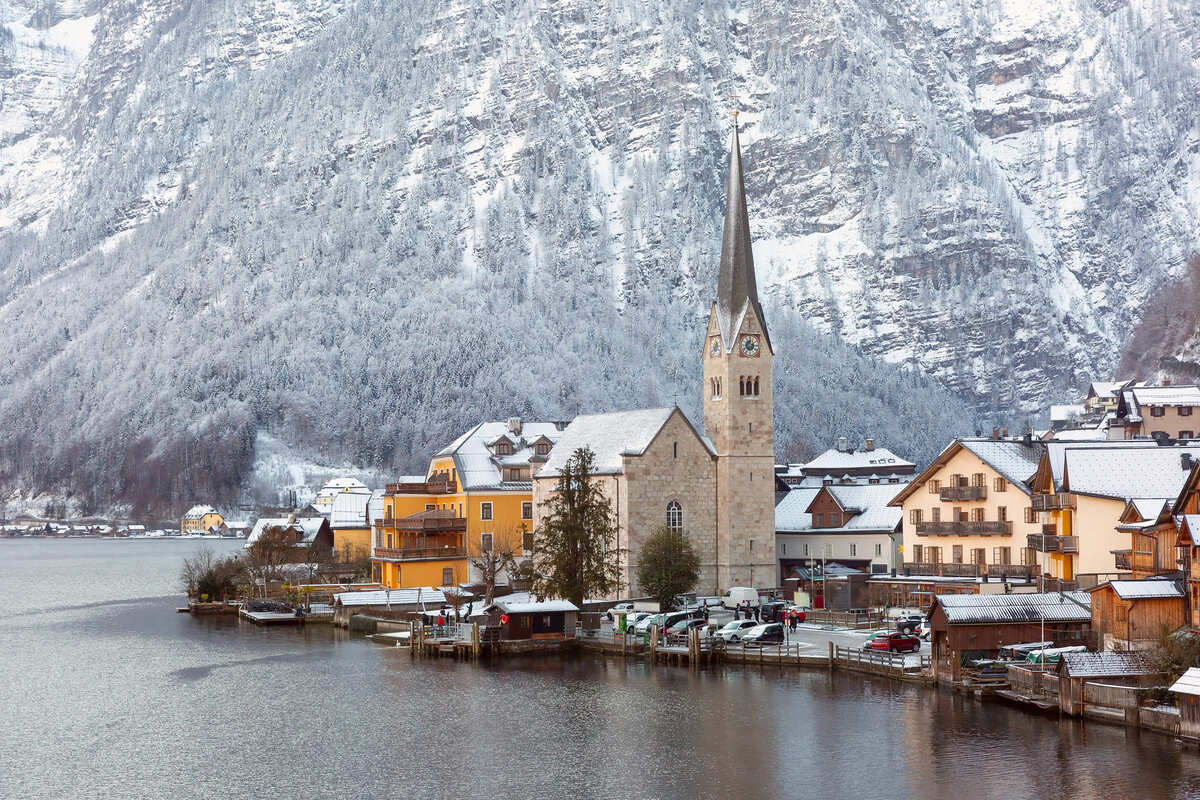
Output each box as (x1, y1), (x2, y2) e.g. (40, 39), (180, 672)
(496, 440), (513, 456)
(535, 442), (550, 456)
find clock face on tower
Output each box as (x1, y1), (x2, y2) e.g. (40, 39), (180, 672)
(710, 337), (721, 358)
(739, 334), (761, 358)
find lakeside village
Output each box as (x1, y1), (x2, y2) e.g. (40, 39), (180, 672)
(17, 127), (1200, 744)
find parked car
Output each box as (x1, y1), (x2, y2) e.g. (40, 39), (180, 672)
(861, 630), (892, 650)
(868, 632), (921, 653)
(606, 602), (634, 621)
(741, 623), (785, 646)
(916, 619), (932, 640)
(665, 618), (708, 637)
(894, 614), (923, 634)
(624, 612), (654, 632)
(633, 614), (663, 635)
(722, 586), (760, 610)
(716, 619), (759, 642)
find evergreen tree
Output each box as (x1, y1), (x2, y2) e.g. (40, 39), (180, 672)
(636, 524), (700, 612)
(530, 447), (623, 607)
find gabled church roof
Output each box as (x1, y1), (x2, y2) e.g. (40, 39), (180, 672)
(714, 122), (771, 353)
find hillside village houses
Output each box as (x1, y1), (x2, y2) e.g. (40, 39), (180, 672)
(181, 505), (223, 535)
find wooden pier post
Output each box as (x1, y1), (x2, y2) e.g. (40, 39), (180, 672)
(829, 641), (835, 672)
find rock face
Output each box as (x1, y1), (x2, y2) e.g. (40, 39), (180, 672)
(1, 0), (1197, 511)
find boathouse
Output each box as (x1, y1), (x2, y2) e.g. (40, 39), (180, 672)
(1170, 668), (1200, 742)
(331, 587), (448, 627)
(485, 599), (579, 641)
(1087, 579), (1185, 651)
(928, 592), (1093, 683)
(1057, 651), (1162, 717)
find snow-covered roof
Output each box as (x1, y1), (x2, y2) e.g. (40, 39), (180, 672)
(246, 517), (328, 546)
(1043, 440), (1159, 489)
(775, 483), (907, 534)
(957, 439), (1043, 491)
(1131, 385), (1200, 408)
(536, 407), (713, 477)
(1050, 404), (1085, 422)
(1100, 580), (1184, 600)
(1088, 381), (1125, 401)
(367, 490), (384, 526)
(319, 477), (370, 492)
(1047, 425), (1110, 442)
(330, 490), (370, 529)
(1170, 667), (1200, 696)
(486, 599), (579, 614)
(1060, 651), (1156, 678)
(933, 592), (1091, 624)
(333, 588), (447, 607)
(1063, 445), (1200, 500)
(438, 420), (565, 489)
(183, 505), (218, 519)
(1129, 498), (1171, 521)
(801, 446), (914, 473)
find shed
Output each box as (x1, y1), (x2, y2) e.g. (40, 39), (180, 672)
(1170, 667), (1200, 741)
(928, 592), (1093, 684)
(1087, 579), (1185, 651)
(1057, 651), (1161, 716)
(484, 599), (579, 641)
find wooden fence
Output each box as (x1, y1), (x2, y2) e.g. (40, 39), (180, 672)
(832, 645), (931, 679)
(1007, 665), (1060, 700)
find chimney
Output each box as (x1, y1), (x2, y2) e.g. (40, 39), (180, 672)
(865, 438), (875, 452)
(992, 427), (1000, 440)
(836, 437), (849, 452)
(1182, 453), (1193, 472)
(1164, 378), (1172, 386)
(1002, 427), (1009, 438)
(507, 417), (522, 435)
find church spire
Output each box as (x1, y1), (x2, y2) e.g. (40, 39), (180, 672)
(715, 117), (769, 350)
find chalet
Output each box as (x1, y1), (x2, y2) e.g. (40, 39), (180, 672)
(1058, 651), (1162, 717)
(485, 599), (579, 641)
(1087, 579), (1185, 651)
(1085, 381), (1128, 415)
(245, 516), (334, 560)
(1110, 383), (1200, 441)
(330, 488), (376, 561)
(1172, 464), (1200, 632)
(928, 591), (1092, 684)
(777, 438), (914, 488)
(775, 481), (906, 587)
(1028, 440), (1200, 587)
(889, 436), (1044, 582)
(1114, 498), (1176, 578)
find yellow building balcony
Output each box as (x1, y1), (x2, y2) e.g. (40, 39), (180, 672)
(915, 520), (1013, 536)
(1031, 492), (1077, 511)
(939, 485), (987, 501)
(1027, 533), (1078, 553)
(374, 546), (468, 561)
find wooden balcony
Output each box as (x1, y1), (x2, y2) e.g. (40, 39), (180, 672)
(940, 485), (987, 501)
(915, 520), (1013, 536)
(1113, 550), (1132, 570)
(373, 546), (467, 561)
(374, 513), (467, 533)
(385, 478), (458, 495)
(1042, 523), (1058, 535)
(1027, 534), (1079, 553)
(1031, 493), (1077, 511)
(899, 563), (1034, 579)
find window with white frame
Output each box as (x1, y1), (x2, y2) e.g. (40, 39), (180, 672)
(480, 502), (493, 521)
(666, 500), (683, 532)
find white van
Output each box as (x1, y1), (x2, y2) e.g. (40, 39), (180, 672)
(722, 587), (760, 610)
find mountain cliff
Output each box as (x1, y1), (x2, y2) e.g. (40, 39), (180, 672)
(2, 0), (1197, 513)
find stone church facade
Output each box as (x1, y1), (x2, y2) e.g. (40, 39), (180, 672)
(533, 124), (777, 597)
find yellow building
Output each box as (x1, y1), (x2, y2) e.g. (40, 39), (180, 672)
(371, 418), (560, 589)
(1030, 440), (1200, 586)
(181, 505), (223, 535)
(889, 437), (1044, 582)
(330, 489), (377, 562)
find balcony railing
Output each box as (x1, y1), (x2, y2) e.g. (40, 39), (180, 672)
(373, 546), (467, 561)
(1113, 550), (1132, 570)
(915, 520), (1013, 536)
(1031, 493), (1077, 511)
(899, 563), (1034, 579)
(1027, 534), (1079, 553)
(940, 485), (987, 502)
(374, 517), (467, 532)
(385, 479), (458, 495)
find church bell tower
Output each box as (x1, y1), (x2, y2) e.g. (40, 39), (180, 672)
(702, 119), (777, 592)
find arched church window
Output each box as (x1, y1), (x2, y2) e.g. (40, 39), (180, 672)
(754, 377), (760, 396)
(739, 376), (745, 396)
(666, 501), (683, 532)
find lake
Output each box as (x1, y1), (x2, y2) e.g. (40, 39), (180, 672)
(3, 538), (1200, 800)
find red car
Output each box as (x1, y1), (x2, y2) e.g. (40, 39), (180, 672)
(867, 632), (921, 653)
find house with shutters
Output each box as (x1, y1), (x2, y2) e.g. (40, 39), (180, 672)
(1109, 383), (1200, 441)
(889, 436), (1045, 580)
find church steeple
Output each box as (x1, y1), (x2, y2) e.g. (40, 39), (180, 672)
(715, 120), (770, 351)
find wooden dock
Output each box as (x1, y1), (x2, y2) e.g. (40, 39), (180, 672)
(239, 608), (304, 625)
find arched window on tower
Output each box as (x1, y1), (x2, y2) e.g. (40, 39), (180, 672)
(666, 500), (683, 533)
(739, 376), (745, 396)
(754, 377), (760, 396)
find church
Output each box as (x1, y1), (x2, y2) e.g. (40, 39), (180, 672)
(532, 123), (777, 597)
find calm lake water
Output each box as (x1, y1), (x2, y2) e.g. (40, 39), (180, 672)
(3, 538), (1200, 800)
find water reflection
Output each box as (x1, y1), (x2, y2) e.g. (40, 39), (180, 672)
(5, 540), (1200, 800)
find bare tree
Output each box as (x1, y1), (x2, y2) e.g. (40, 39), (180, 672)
(246, 525), (301, 584)
(469, 523), (525, 605)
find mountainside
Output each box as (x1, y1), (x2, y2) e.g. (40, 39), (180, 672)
(2, 0), (1198, 513)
